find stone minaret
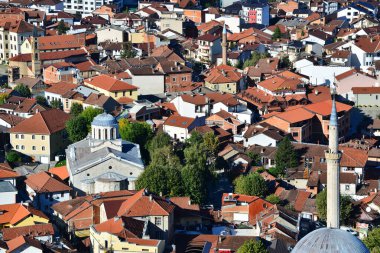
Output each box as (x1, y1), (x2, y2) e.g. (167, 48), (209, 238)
(325, 90), (341, 229)
(31, 26), (41, 78)
(222, 23), (227, 65)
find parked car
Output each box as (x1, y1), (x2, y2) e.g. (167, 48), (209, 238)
(340, 226), (358, 236)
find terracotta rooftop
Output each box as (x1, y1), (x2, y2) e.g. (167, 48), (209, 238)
(164, 115), (195, 128)
(85, 75), (138, 92)
(45, 82), (77, 95)
(204, 65), (242, 84)
(37, 34), (85, 50)
(10, 109), (70, 135)
(304, 100), (352, 116)
(352, 86), (380, 94)
(0, 163), (19, 179)
(0, 203), (48, 226)
(25, 171), (72, 193)
(48, 165), (69, 181)
(7, 236), (42, 253)
(2, 223), (54, 241)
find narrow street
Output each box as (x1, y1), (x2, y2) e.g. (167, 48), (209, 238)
(209, 175), (233, 210)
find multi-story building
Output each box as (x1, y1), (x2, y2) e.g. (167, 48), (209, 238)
(242, 2), (270, 26)
(64, 0), (124, 15)
(43, 62), (81, 84)
(196, 34), (222, 64)
(0, 20), (43, 63)
(9, 109), (70, 163)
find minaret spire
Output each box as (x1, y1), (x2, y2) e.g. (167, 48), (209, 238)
(221, 23), (227, 65)
(325, 87), (341, 228)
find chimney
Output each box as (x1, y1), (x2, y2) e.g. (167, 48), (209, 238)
(188, 199), (191, 206)
(149, 194), (153, 201)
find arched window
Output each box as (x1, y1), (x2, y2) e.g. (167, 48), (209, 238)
(104, 128), (108, 140)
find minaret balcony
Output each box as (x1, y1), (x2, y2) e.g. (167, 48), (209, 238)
(325, 151), (341, 160)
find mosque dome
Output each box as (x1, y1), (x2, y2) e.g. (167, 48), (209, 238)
(292, 228), (369, 253)
(91, 113), (117, 127)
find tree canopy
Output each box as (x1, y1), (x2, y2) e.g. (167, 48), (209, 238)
(65, 116), (89, 142)
(272, 26), (282, 40)
(364, 228), (380, 252)
(265, 194), (281, 204)
(234, 172), (268, 197)
(274, 136), (298, 176)
(70, 103), (83, 117)
(57, 20), (69, 35)
(316, 189), (353, 225)
(35, 95), (48, 106)
(50, 99), (62, 109)
(6, 151), (21, 163)
(121, 42), (137, 59)
(243, 52), (271, 69)
(14, 84), (31, 97)
(81, 107), (103, 130)
(237, 239), (268, 253)
(136, 145), (183, 197)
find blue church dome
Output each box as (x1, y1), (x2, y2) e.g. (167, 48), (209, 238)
(91, 113), (117, 127)
(292, 228), (369, 253)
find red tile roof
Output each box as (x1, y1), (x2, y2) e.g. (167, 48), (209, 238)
(304, 100), (352, 116)
(2, 223), (54, 241)
(117, 189), (175, 217)
(352, 86), (380, 94)
(25, 171), (72, 193)
(37, 34), (85, 50)
(0, 204), (48, 226)
(48, 165), (69, 181)
(9, 49), (87, 62)
(204, 65), (242, 84)
(0, 163), (19, 179)
(7, 236), (42, 252)
(163, 115), (195, 128)
(45, 82), (77, 95)
(84, 75), (138, 92)
(10, 109), (70, 134)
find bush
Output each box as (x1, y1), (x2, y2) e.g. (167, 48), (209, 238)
(6, 151), (21, 163)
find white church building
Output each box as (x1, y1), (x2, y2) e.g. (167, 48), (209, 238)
(66, 113), (145, 195)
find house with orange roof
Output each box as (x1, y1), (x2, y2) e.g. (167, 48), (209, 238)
(25, 171), (72, 214)
(206, 110), (244, 134)
(43, 62), (81, 85)
(84, 75), (139, 100)
(0, 163), (18, 204)
(0, 19), (43, 62)
(51, 190), (135, 238)
(162, 115), (203, 141)
(90, 216), (165, 253)
(221, 193), (273, 225)
(116, 189), (176, 241)
(48, 165), (69, 181)
(0, 97), (47, 118)
(44, 82), (78, 107)
(6, 236), (43, 253)
(92, 5), (116, 20)
(0, 203), (49, 229)
(350, 35), (380, 70)
(196, 34), (222, 63)
(204, 65), (244, 94)
(10, 109), (70, 163)
(171, 91), (252, 123)
(2, 223), (55, 242)
(21, 34), (85, 54)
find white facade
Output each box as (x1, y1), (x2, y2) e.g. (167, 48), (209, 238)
(350, 43), (380, 70)
(125, 70), (165, 95)
(243, 133), (278, 147)
(26, 184), (71, 214)
(163, 124), (192, 141)
(64, 0), (123, 14)
(96, 26), (125, 44)
(337, 6), (375, 22)
(214, 16), (241, 34)
(0, 188), (17, 205)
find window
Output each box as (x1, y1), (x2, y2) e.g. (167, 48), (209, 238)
(61, 192), (64, 197)
(15, 134), (19, 139)
(42, 136), (45, 140)
(292, 132), (299, 137)
(32, 146), (36, 150)
(154, 217), (162, 226)
(130, 91), (132, 96)
(21, 145), (24, 150)
(42, 146), (45, 151)
(32, 135), (35, 139)
(345, 185), (350, 190)
(16, 145), (19, 149)
(115, 92), (118, 97)
(172, 77), (176, 82)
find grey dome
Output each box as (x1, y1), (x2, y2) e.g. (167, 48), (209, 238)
(91, 113), (117, 127)
(292, 228), (369, 253)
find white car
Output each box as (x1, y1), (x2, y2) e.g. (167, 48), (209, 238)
(340, 226), (358, 236)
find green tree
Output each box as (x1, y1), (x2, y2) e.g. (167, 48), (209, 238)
(364, 228), (380, 252)
(81, 107), (103, 130)
(57, 20), (69, 35)
(147, 132), (172, 155)
(237, 239), (268, 253)
(70, 103), (83, 117)
(65, 116), (89, 142)
(265, 194), (281, 204)
(136, 146), (183, 196)
(243, 52), (271, 69)
(119, 119), (153, 148)
(247, 151), (261, 166)
(279, 56), (291, 69)
(35, 95), (48, 106)
(182, 141), (212, 204)
(50, 99), (62, 109)
(274, 136), (298, 176)
(234, 172), (268, 197)
(0, 93), (9, 104)
(14, 84), (31, 97)
(272, 26), (282, 40)
(316, 189), (353, 225)
(120, 42), (137, 59)
(6, 151), (21, 163)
